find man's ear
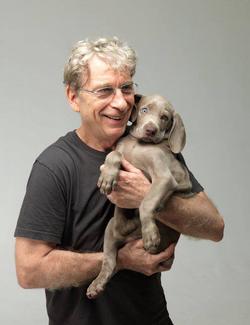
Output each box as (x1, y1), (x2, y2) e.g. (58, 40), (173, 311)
(66, 85), (80, 112)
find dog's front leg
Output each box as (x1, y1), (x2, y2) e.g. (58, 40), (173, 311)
(139, 172), (178, 254)
(98, 151), (122, 195)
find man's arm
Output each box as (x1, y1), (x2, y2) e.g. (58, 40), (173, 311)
(107, 159), (224, 242)
(157, 191), (224, 242)
(15, 237), (175, 289)
(15, 237), (103, 289)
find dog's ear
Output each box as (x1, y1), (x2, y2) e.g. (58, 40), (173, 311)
(168, 112), (186, 153)
(129, 94), (142, 123)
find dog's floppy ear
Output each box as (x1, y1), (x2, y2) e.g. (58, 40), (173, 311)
(129, 94), (142, 123)
(168, 112), (186, 153)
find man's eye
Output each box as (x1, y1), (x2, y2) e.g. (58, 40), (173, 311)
(96, 87), (114, 97)
(121, 83), (134, 93)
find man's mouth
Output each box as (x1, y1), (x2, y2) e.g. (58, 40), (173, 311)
(103, 115), (123, 121)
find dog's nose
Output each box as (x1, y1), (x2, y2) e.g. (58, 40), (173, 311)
(145, 126), (157, 137)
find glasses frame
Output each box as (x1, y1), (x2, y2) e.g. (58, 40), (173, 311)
(78, 81), (138, 99)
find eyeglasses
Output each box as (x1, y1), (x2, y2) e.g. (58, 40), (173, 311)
(78, 81), (138, 99)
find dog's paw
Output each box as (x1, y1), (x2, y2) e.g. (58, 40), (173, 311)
(86, 280), (105, 299)
(97, 166), (119, 195)
(142, 223), (161, 254)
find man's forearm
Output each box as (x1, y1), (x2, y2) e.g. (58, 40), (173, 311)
(16, 239), (103, 290)
(157, 191), (224, 241)
(41, 250), (103, 289)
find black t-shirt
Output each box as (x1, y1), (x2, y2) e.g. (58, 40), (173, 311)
(15, 130), (203, 325)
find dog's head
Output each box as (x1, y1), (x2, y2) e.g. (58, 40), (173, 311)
(129, 94), (186, 153)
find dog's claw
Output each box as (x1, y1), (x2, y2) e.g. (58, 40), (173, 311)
(97, 166), (119, 195)
(86, 280), (105, 299)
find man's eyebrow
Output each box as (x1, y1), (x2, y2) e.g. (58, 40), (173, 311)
(96, 83), (113, 89)
(88, 82), (112, 90)
(91, 80), (133, 90)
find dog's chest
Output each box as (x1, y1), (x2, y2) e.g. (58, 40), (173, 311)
(117, 136), (172, 174)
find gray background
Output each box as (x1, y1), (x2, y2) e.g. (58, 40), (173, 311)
(1, 0), (249, 324)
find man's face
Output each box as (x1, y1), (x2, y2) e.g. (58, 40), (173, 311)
(68, 55), (135, 151)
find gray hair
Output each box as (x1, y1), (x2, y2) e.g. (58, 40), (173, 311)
(63, 37), (137, 91)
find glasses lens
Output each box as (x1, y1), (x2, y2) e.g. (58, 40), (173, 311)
(96, 87), (114, 98)
(121, 82), (136, 94)
(93, 82), (137, 99)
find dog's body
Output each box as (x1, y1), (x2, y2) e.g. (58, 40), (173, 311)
(86, 95), (193, 299)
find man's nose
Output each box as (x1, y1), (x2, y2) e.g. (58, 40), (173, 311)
(110, 89), (128, 110)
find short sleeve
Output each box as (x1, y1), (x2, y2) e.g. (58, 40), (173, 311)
(176, 153), (204, 193)
(14, 161), (66, 244)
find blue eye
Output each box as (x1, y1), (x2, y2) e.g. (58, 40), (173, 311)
(141, 107), (148, 113)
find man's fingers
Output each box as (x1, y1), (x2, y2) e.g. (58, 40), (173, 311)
(153, 243), (176, 263)
(117, 170), (130, 182)
(125, 238), (144, 249)
(117, 169), (143, 183)
(133, 239), (144, 248)
(157, 258), (174, 272)
(121, 159), (141, 174)
(153, 243), (176, 273)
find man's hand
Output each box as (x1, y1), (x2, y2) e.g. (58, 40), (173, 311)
(107, 159), (151, 208)
(117, 239), (176, 275)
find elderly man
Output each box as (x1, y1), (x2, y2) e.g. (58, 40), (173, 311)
(15, 37), (224, 325)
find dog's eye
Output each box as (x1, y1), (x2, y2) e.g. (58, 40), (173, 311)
(140, 107), (148, 113)
(161, 115), (169, 121)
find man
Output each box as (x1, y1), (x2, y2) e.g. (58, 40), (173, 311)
(15, 37), (224, 325)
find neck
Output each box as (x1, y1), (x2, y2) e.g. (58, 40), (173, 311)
(76, 128), (117, 152)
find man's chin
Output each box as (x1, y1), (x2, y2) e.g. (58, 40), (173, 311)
(106, 126), (127, 141)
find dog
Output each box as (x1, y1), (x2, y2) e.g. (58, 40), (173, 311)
(86, 94), (193, 299)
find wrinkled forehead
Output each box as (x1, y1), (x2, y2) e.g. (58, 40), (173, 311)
(87, 55), (131, 81)
(79, 55), (132, 90)
(139, 95), (173, 113)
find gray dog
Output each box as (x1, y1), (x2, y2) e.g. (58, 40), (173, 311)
(86, 94), (193, 299)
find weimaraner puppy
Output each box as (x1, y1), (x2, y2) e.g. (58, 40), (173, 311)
(86, 94), (193, 299)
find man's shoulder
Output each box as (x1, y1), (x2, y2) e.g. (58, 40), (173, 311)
(36, 131), (76, 174)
